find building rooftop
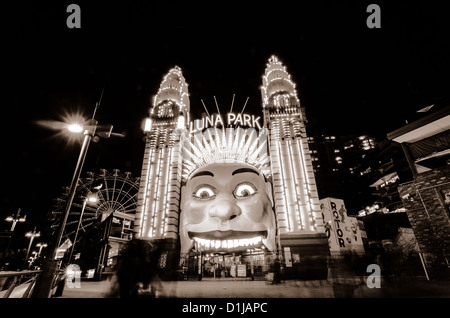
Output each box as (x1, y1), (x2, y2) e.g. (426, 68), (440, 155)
(387, 104), (450, 143)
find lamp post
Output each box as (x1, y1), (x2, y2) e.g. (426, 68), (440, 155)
(29, 251), (38, 267)
(67, 193), (98, 264)
(32, 101), (116, 298)
(4, 208), (26, 257)
(36, 243), (48, 258)
(5, 208), (27, 232)
(24, 227), (40, 270)
(51, 118), (98, 260)
(31, 118), (96, 297)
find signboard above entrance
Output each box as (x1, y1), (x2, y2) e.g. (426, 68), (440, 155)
(190, 113), (262, 132)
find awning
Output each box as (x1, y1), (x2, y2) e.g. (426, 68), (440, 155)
(387, 106), (450, 143)
(370, 172), (398, 188)
(415, 148), (450, 163)
(56, 238), (73, 259)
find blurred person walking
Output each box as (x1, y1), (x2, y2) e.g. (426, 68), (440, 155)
(107, 238), (162, 298)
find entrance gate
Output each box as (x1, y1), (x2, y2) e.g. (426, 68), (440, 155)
(182, 249), (277, 281)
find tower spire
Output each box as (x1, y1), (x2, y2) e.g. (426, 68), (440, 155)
(261, 54), (322, 234)
(261, 55), (300, 109)
(151, 66), (190, 117)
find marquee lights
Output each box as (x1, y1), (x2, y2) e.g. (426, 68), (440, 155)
(194, 236), (263, 252)
(260, 54), (321, 233)
(270, 120), (292, 232)
(138, 140), (156, 237)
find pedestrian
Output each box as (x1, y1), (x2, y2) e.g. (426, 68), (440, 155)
(273, 256), (281, 284)
(328, 252), (360, 298)
(145, 245), (164, 297)
(110, 238), (163, 298)
(115, 239), (148, 297)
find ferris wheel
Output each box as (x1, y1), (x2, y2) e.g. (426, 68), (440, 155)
(49, 169), (140, 247)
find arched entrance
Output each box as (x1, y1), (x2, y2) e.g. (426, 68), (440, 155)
(181, 246), (277, 281)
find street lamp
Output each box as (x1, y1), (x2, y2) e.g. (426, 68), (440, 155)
(28, 251), (38, 268)
(36, 242), (48, 258)
(67, 123), (83, 133)
(67, 193), (99, 263)
(32, 99), (116, 298)
(31, 117), (96, 296)
(24, 227), (40, 270)
(51, 118), (99, 260)
(5, 208), (26, 232)
(3, 208), (26, 257)
(52, 112), (115, 261)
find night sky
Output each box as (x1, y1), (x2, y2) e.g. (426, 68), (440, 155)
(2, 1), (449, 241)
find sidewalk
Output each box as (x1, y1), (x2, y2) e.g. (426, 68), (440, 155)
(6, 277), (447, 317)
(58, 276), (450, 298)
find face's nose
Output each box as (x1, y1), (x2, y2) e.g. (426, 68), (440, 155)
(208, 197), (242, 222)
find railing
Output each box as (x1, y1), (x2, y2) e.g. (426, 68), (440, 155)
(0, 270), (42, 298)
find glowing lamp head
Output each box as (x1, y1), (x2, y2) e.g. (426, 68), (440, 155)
(86, 195), (98, 203)
(25, 231), (40, 238)
(177, 115), (185, 129)
(5, 216), (13, 222)
(67, 123), (83, 133)
(144, 118), (152, 132)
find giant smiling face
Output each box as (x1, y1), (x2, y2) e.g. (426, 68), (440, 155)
(179, 161), (276, 257)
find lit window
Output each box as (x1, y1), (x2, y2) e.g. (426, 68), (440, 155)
(344, 144), (354, 150)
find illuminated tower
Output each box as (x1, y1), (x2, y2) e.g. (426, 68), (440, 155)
(261, 56), (328, 264)
(135, 66), (189, 247)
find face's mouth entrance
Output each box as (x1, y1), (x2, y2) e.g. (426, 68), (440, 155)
(188, 230), (267, 251)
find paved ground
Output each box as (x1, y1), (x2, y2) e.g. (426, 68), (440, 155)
(57, 276), (450, 299)
(5, 277), (449, 316)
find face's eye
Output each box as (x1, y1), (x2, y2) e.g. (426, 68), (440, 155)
(234, 182), (257, 198)
(193, 185), (216, 200)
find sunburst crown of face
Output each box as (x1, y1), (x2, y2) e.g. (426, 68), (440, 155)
(180, 126), (271, 182)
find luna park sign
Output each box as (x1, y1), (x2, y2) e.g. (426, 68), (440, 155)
(189, 113), (262, 132)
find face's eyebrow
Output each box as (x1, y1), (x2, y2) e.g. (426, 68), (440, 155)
(232, 168), (259, 176)
(190, 171), (214, 179)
